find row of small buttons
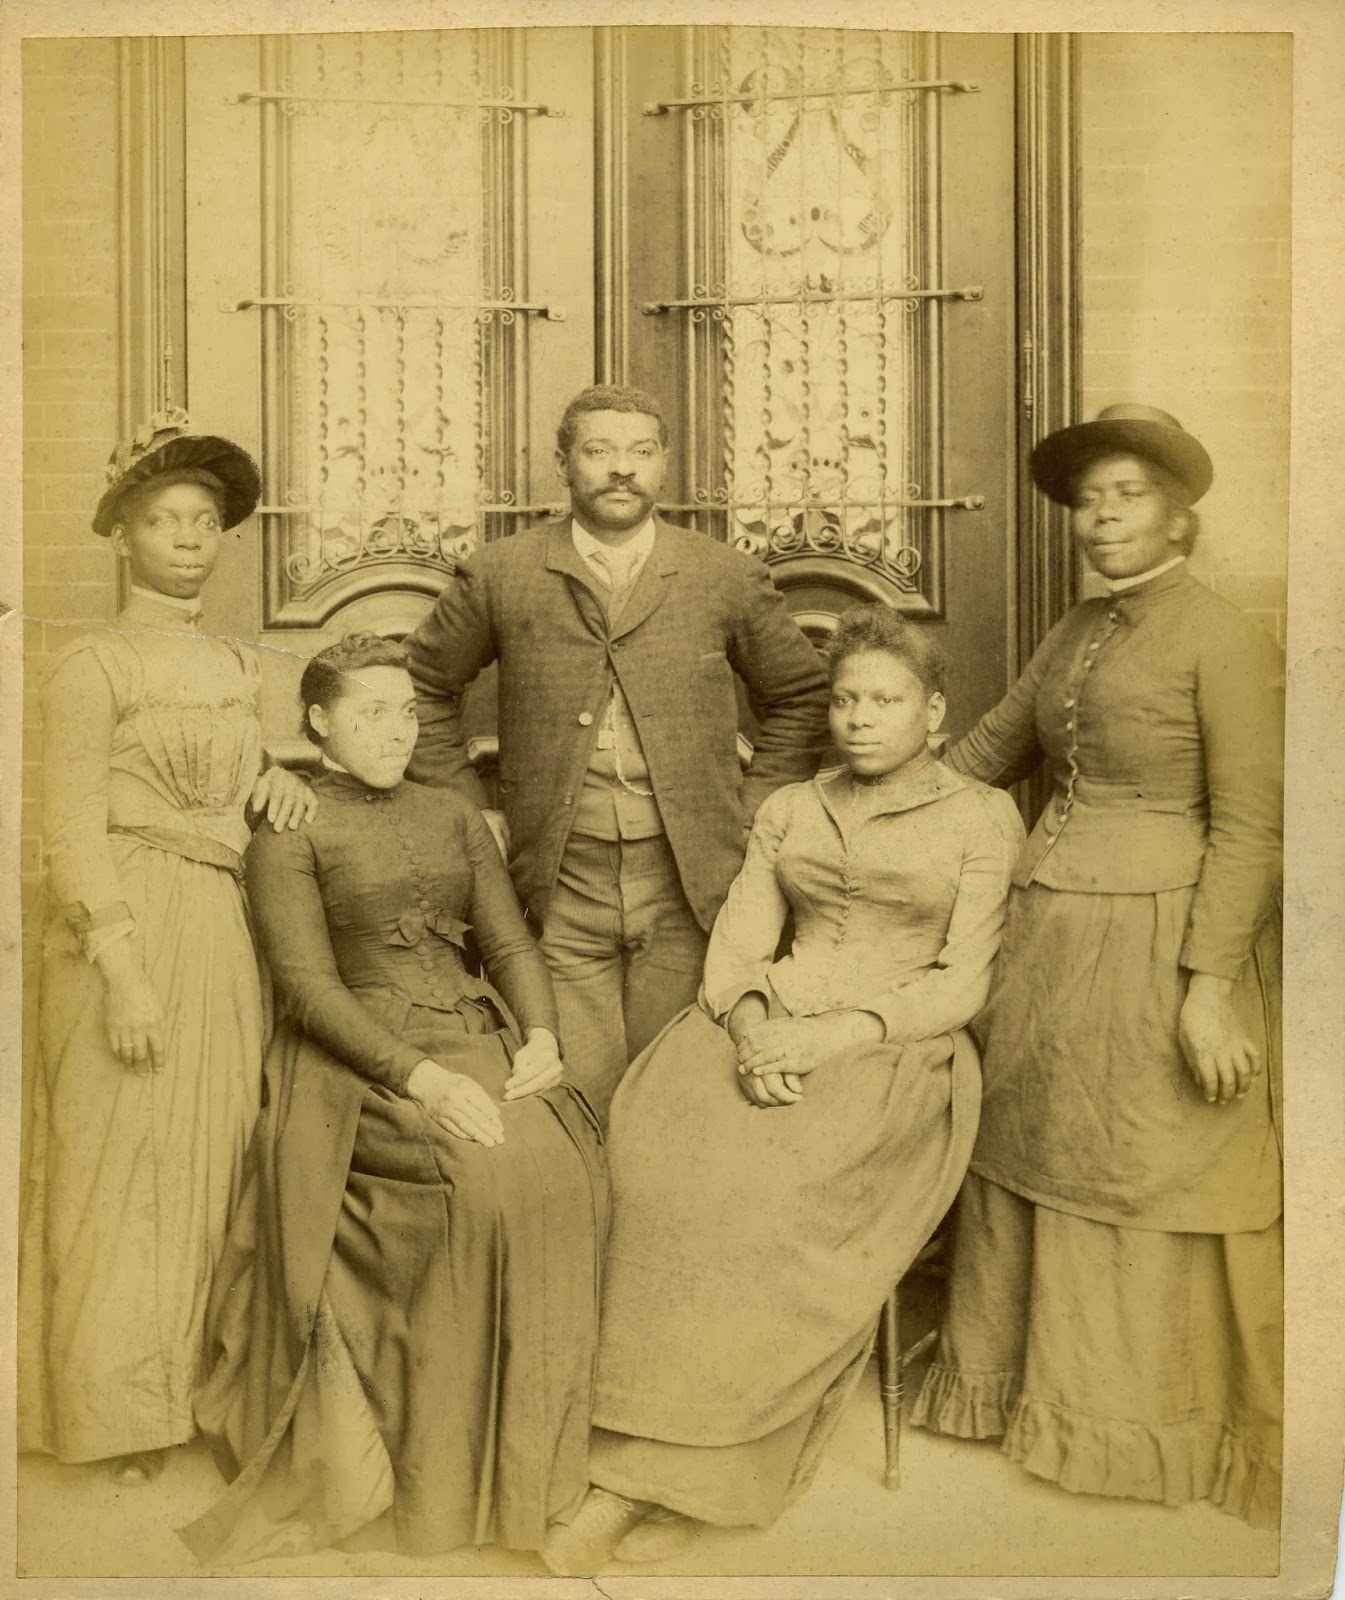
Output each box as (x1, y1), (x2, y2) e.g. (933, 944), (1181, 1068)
(389, 801), (453, 1004)
(1042, 606), (1122, 841)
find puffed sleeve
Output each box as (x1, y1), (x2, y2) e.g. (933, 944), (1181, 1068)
(945, 610), (1079, 786)
(701, 784), (795, 1020)
(1180, 613), (1284, 978)
(462, 805), (561, 1038)
(40, 642), (135, 958)
(245, 824), (425, 1093)
(864, 789), (1025, 1043)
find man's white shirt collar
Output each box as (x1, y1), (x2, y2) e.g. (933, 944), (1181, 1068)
(570, 515), (657, 581)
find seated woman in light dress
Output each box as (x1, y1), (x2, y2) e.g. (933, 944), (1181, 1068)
(542, 605), (1025, 1575)
(181, 633), (608, 1565)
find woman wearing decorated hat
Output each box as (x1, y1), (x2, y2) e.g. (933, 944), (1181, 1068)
(19, 410), (316, 1487)
(911, 404), (1283, 1526)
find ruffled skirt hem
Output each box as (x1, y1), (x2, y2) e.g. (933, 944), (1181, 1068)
(908, 1361), (1018, 1440)
(912, 1363), (1281, 1529)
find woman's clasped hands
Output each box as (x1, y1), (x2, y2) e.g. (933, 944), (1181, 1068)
(726, 995), (885, 1108)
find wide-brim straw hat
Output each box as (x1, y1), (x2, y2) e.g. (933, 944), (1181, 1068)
(1030, 403), (1213, 507)
(92, 406), (262, 537)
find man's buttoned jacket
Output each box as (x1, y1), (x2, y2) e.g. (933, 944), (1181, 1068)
(404, 517), (831, 929)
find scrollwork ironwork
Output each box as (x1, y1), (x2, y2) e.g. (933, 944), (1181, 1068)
(247, 29), (529, 627)
(285, 514), (480, 587)
(731, 504), (925, 593)
(672, 26), (950, 616)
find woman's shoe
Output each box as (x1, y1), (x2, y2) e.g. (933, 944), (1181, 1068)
(110, 1450), (167, 1487)
(615, 1506), (702, 1562)
(542, 1487), (649, 1575)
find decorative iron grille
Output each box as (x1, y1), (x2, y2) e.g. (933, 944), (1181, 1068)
(645, 27), (984, 615)
(232, 31), (560, 628)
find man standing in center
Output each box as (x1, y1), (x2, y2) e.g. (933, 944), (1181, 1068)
(404, 384), (831, 1120)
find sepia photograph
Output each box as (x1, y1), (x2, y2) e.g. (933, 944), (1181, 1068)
(2, 0), (1341, 1594)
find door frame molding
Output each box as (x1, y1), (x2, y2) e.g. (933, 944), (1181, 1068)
(115, 38), (187, 613)
(1014, 32), (1080, 819)
(116, 36), (186, 435)
(594, 26), (631, 386)
(1014, 33), (1081, 671)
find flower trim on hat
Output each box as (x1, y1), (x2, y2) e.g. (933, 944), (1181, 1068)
(104, 405), (194, 487)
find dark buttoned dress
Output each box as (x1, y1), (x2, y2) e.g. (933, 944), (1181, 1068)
(910, 566), (1283, 1528)
(181, 769), (607, 1563)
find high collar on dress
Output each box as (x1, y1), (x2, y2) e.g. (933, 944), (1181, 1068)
(1102, 561), (1195, 623)
(119, 586), (205, 633)
(817, 751), (969, 818)
(308, 764), (400, 802)
(1105, 554), (1186, 593)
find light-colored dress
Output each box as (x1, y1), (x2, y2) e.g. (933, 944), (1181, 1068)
(19, 590), (266, 1462)
(587, 758), (1024, 1526)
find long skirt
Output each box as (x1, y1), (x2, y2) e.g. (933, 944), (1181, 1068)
(180, 1000), (608, 1563)
(18, 843), (263, 1463)
(910, 1172), (1283, 1528)
(588, 1003), (979, 1528)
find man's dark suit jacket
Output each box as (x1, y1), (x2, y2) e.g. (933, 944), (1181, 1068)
(404, 516), (831, 929)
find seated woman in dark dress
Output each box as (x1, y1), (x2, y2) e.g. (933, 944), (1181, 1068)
(180, 633), (607, 1564)
(543, 607), (1025, 1574)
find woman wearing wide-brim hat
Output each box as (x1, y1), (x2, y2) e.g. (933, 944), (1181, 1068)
(910, 404), (1284, 1527)
(18, 410), (316, 1487)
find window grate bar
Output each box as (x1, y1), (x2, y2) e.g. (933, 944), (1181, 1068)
(256, 502), (567, 517)
(232, 296), (568, 320)
(644, 286), (982, 314)
(658, 495), (985, 512)
(233, 90), (561, 114)
(644, 81), (979, 114)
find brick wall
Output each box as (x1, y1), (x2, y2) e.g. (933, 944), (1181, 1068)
(1077, 32), (1291, 643)
(23, 38), (122, 889)
(21, 39), (122, 1124)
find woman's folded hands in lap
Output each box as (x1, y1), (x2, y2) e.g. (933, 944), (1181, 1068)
(727, 999), (885, 1108)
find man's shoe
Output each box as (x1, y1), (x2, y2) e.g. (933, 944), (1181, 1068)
(615, 1505), (702, 1563)
(542, 1487), (649, 1575)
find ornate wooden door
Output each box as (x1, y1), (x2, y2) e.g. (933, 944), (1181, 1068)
(183, 27), (594, 745)
(613, 28), (1019, 738)
(176, 27), (1064, 753)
